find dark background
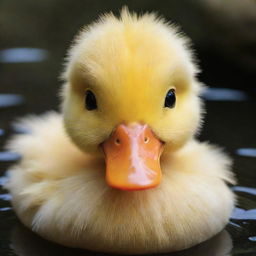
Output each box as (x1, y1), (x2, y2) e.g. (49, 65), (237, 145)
(1, 0), (256, 108)
(0, 0), (256, 255)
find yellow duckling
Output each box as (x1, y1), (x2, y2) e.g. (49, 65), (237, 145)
(6, 9), (236, 254)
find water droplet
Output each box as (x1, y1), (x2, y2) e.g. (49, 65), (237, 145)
(236, 148), (256, 158)
(0, 207), (11, 212)
(202, 87), (249, 101)
(233, 186), (256, 196)
(0, 48), (48, 63)
(0, 94), (24, 108)
(0, 152), (21, 162)
(0, 194), (12, 201)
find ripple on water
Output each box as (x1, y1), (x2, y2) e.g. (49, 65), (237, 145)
(0, 129), (4, 136)
(0, 176), (8, 186)
(202, 87), (249, 101)
(0, 152), (21, 162)
(11, 123), (31, 134)
(233, 186), (256, 196)
(0, 194), (12, 201)
(231, 207), (256, 220)
(236, 148), (256, 157)
(0, 94), (25, 108)
(0, 207), (11, 212)
(249, 236), (256, 242)
(0, 48), (48, 63)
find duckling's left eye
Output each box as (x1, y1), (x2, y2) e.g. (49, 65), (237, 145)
(85, 90), (97, 110)
(164, 89), (176, 108)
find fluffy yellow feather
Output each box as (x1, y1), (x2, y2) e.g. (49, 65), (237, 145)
(62, 9), (201, 154)
(6, 9), (235, 254)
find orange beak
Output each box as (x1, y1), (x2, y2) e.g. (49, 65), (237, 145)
(102, 124), (164, 191)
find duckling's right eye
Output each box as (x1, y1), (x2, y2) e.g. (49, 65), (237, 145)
(164, 89), (176, 108)
(85, 90), (97, 110)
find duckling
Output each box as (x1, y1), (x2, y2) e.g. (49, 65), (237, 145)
(5, 9), (236, 254)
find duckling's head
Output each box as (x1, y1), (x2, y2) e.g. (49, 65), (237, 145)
(61, 9), (203, 190)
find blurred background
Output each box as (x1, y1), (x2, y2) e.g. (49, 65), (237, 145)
(0, 0), (256, 255)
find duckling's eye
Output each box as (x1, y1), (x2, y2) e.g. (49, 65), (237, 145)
(164, 89), (176, 108)
(85, 90), (97, 110)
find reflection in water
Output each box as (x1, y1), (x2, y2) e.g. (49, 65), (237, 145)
(0, 94), (24, 108)
(11, 224), (232, 256)
(236, 148), (256, 157)
(0, 129), (4, 136)
(0, 152), (21, 162)
(233, 186), (256, 196)
(231, 207), (256, 220)
(0, 48), (48, 63)
(202, 87), (249, 101)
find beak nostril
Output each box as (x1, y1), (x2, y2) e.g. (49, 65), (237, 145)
(115, 138), (121, 145)
(144, 137), (149, 143)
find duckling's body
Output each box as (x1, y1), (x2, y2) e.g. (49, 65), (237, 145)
(6, 9), (235, 254)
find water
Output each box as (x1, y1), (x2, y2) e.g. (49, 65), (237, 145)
(1, 1), (256, 255)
